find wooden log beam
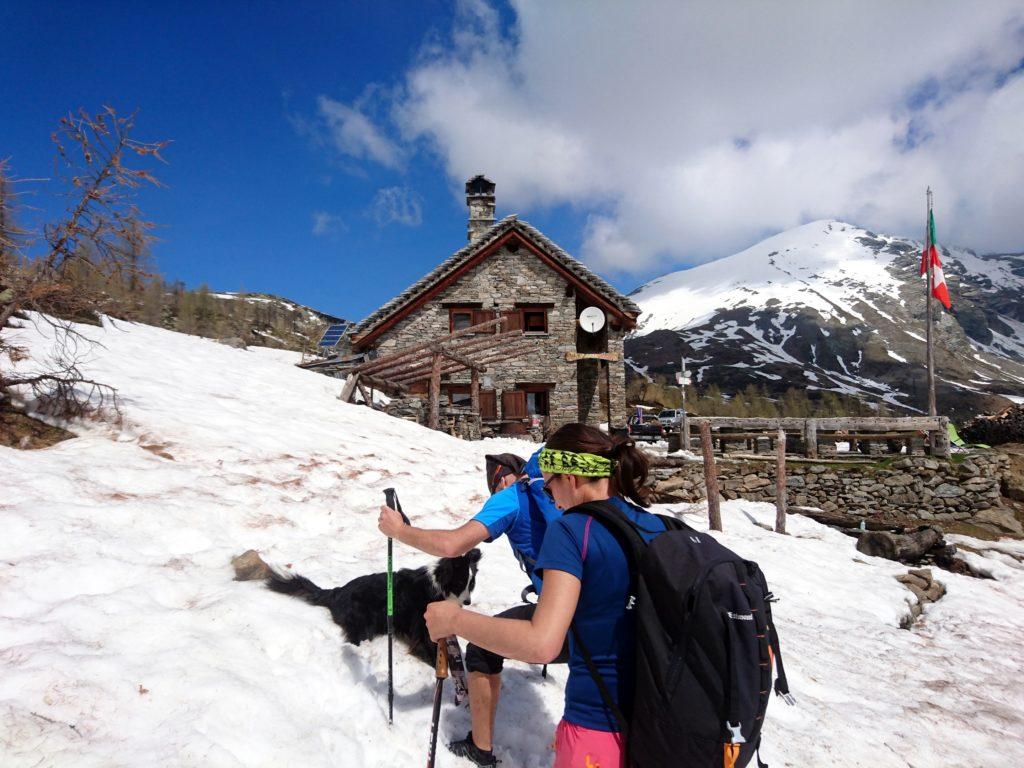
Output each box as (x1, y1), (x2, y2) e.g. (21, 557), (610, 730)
(792, 507), (899, 531)
(428, 352), (442, 430)
(390, 341), (537, 384)
(856, 527), (944, 563)
(702, 416), (944, 431)
(775, 427), (787, 534)
(359, 373), (407, 395)
(370, 329), (528, 382)
(698, 421), (723, 531)
(351, 316), (507, 375)
(435, 343), (486, 372)
(376, 333), (518, 382)
(564, 351), (621, 362)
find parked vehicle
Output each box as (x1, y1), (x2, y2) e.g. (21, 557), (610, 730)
(658, 409), (685, 429)
(627, 414), (666, 442)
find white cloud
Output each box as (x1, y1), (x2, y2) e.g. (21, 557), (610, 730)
(316, 95), (404, 170)
(372, 186), (423, 227)
(389, 0), (1024, 273)
(311, 211), (345, 236)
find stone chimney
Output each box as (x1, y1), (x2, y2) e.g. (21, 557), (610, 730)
(465, 174), (496, 242)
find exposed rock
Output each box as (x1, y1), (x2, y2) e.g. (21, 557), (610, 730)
(895, 573), (929, 590)
(0, 407), (76, 450)
(232, 550), (272, 581)
(218, 336), (248, 349)
(974, 507), (1024, 535)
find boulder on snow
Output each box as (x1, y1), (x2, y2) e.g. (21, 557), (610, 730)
(896, 566), (946, 629)
(232, 549), (272, 581)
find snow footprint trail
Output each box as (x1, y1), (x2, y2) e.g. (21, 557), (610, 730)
(2, 316), (1023, 766)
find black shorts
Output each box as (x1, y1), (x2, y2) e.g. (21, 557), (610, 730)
(464, 602), (570, 675)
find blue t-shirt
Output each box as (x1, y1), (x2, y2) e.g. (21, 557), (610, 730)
(471, 451), (561, 593)
(535, 496), (666, 732)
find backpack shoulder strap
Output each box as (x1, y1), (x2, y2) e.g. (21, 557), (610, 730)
(564, 499), (653, 737)
(566, 500), (649, 566)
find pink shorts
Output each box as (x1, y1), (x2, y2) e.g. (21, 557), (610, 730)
(553, 719), (626, 768)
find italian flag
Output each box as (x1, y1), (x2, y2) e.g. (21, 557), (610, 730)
(920, 209), (951, 310)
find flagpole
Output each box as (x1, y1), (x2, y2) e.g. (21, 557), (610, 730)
(925, 187), (937, 420)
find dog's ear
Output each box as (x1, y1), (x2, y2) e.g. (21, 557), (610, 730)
(433, 557), (455, 590)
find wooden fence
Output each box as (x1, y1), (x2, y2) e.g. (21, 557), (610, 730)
(683, 416), (951, 459)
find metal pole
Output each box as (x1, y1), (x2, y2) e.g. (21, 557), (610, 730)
(681, 355), (690, 451)
(382, 488), (410, 725)
(925, 187), (936, 418)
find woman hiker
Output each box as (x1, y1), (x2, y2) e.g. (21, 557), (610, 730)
(377, 451), (566, 767)
(424, 424), (667, 768)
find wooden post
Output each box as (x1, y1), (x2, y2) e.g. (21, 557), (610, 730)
(775, 428), (787, 534)
(805, 418), (818, 459)
(699, 421), (722, 531)
(936, 416), (951, 459)
(470, 368), (481, 436)
(428, 352), (442, 430)
(339, 373), (360, 403)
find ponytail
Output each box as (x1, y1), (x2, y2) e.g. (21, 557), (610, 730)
(545, 423), (652, 507)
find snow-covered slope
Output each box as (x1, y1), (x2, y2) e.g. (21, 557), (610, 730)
(628, 220), (1024, 417)
(2, 317), (1024, 767)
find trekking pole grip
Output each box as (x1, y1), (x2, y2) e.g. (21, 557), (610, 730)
(435, 643), (449, 679)
(383, 487), (411, 525)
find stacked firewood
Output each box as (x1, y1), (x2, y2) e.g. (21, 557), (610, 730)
(962, 403), (1024, 446)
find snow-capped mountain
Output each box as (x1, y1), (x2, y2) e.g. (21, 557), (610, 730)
(626, 220), (1024, 419)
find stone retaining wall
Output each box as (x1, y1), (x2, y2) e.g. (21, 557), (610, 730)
(650, 452), (1022, 534)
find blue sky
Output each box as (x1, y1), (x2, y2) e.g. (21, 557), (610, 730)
(1, 1), (566, 320)
(3, 2), (1022, 321)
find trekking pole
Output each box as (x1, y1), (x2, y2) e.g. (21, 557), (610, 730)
(383, 488), (410, 725)
(426, 643), (449, 768)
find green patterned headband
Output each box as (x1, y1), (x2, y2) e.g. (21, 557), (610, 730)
(538, 448), (614, 478)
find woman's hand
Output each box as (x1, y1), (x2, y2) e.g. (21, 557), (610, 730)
(377, 505), (406, 538)
(425, 600), (463, 641)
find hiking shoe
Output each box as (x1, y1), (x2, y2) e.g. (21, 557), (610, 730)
(448, 731), (499, 766)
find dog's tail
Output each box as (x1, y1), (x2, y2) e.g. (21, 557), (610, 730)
(265, 568), (331, 607)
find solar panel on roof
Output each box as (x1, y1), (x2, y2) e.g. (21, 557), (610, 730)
(317, 322), (348, 347)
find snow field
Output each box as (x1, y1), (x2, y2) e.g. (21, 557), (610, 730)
(2, 317), (1023, 767)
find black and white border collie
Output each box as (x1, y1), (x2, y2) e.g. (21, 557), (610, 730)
(266, 549), (481, 667)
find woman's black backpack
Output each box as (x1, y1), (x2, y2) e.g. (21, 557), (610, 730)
(567, 501), (794, 768)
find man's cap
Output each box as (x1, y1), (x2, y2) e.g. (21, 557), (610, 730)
(484, 453), (527, 494)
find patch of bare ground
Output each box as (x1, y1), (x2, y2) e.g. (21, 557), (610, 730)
(0, 406), (75, 450)
(140, 443), (175, 460)
(246, 513), (295, 529)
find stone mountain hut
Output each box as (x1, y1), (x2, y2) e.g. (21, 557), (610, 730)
(337, 175), (640, 438)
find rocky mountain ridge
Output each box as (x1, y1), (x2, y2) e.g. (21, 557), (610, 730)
(626, 220), (1024, 420)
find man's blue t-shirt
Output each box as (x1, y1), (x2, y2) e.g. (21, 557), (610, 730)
(471, 452), (560, 593)
(534, 496), (666, 732)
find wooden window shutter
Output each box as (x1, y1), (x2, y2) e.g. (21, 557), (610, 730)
(472, 309), (497, 333)
(480, 389), (497, 420)
(501, 310), (523, 332)
(502, 390), (528, 420)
